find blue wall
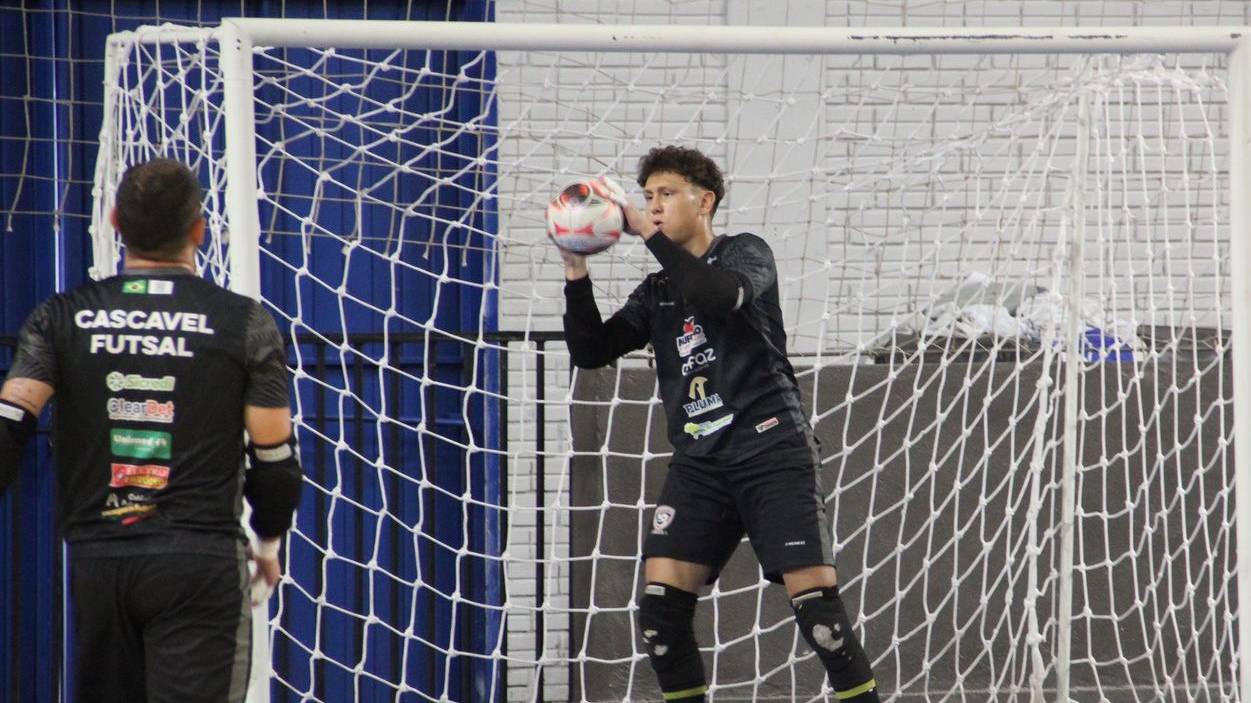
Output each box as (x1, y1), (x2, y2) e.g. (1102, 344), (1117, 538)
(0, 2), (499, 701)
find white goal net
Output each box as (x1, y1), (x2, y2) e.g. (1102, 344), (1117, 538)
(92, 21), (1249, 702)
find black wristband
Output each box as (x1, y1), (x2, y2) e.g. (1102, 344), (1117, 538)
(564, 275), (593, 297)
(0, 400), (37, 440)
(245, 437), (303, 539)
(0, 400), (38, 493)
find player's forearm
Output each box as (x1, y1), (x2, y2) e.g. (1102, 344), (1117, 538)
(562, 277), (645, 369)
(563, 276), (614, 368)
(644, 231), (746, 317)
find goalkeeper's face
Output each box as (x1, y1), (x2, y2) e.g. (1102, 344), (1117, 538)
(643, 171), (714, 246)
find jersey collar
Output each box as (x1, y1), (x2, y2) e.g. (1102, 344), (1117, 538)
(121, 266), (197, 276)
(701, 234), (727, 261)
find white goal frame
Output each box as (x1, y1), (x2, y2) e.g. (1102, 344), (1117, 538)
(94, 21), (1251, 703)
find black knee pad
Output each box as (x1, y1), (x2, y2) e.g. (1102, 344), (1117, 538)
(791, 587), (878, 701)
(637, 583), (706, 700)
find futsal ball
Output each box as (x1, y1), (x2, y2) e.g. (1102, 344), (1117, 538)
(545, 179), (624, 255)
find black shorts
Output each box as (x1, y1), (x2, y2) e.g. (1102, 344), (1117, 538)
(69, 551), (252, 703)
(642, 440), (833, 584)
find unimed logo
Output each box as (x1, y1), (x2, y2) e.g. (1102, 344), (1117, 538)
(110, 429), (172, 460)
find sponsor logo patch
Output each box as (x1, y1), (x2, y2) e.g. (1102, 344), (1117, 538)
(681, 348), (717, 375)
(755, 417), (780, 434)
(675, 317), (707, 357)
(106, 372), (176, 393)
(100, 501), (157, 525)
(684, 376), (724, 417)
(652, 505), (675, 535)
(110, 463), (171, 490)
(106, 397), (175, 424)
(120, 279), (173, 295)
(688, 376), (707, 399)
(683, 413), (734, 439)
(683, 394), (723, 417)
(110, 429), (172, 460)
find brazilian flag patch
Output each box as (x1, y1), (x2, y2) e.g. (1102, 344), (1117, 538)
(122, 280), (148, 294)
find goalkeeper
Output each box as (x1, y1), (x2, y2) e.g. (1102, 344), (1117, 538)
(0, 159), (303, 702)
(561, 145), (879, 702)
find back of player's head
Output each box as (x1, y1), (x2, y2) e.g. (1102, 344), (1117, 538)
(114, 158), (203, 259)
(637, 146), (725, 217)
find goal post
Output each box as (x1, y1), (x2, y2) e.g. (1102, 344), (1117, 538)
(92, 20), (1251, 702)
(1231, 35), (1251, 703)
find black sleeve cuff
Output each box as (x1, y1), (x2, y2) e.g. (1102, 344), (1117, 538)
(643, 229), (684, 268)
(564, 275), (594, 298)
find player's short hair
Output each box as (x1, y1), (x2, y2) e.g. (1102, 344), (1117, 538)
(637, 145), (725, 217)
(114, 158), (203, 259)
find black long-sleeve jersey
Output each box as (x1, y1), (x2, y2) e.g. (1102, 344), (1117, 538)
(564, 232), (814, 469)
(6, 267), (290, 558)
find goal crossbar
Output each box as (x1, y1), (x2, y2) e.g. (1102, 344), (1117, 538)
(110, 20), (1247, 54)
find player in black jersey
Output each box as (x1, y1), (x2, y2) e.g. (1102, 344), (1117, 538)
(562, 146), (879, 702)
(0, 159), (303, 703)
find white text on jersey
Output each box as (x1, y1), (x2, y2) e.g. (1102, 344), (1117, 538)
(90, 335), (194, 357)
(74, 309), (216, 334)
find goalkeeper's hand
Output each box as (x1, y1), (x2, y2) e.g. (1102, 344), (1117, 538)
(248, 538), (282, 606)
(597, 176), (656, 239)
(560, 246), (588, 280)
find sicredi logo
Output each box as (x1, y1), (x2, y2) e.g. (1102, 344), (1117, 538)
(106, 372), (175, 393)
(106, 398), (175, 424)
(110, 429), (172, 460)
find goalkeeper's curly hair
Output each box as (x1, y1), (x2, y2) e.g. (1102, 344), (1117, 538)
(637, 145), (725, 217)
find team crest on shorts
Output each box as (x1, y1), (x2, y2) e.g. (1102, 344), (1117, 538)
(652, 505), (676, 535)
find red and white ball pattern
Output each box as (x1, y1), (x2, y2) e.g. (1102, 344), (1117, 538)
(545, 179), (624, 255)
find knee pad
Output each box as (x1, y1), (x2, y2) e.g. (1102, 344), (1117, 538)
(637, 583), (706, 700)
(791, 587), (878, 701)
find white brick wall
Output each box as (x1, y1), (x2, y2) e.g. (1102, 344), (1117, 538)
(490, 2), (1248, 700)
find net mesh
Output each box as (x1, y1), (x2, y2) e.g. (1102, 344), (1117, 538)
(94, 25), (1236, 702)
